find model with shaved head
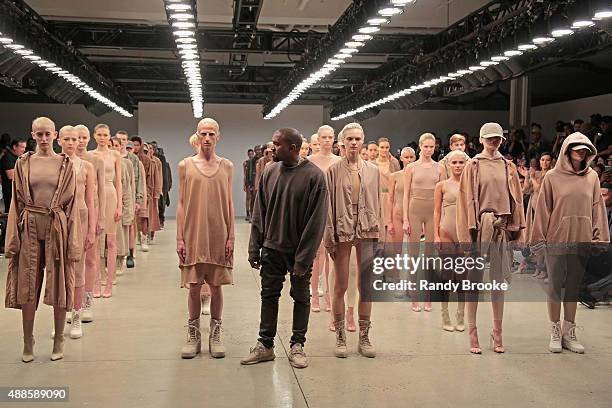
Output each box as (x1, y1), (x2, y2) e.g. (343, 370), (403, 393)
(177, 118), (235, 359)
(59, 125), (96, 339)
(5, 117), (81, 362)
(75, 125), (105, 312)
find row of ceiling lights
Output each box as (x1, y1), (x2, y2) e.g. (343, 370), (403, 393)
(331, 6), (612, 120)
(164, 0), (203, 118)
(264, 0), (417, 120)
(0, 31), (132, 117)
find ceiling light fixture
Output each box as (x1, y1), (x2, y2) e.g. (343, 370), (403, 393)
(264, 0), (417, 119)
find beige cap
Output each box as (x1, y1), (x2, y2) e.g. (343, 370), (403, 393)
(570, 144), (590, 151)
(480, 122), (505, 139)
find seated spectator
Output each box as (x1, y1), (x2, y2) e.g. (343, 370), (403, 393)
(527, 123), (550, 159)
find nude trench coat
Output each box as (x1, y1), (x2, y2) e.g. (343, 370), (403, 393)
(4, 152), (82, 310)
(456, 155), (526, 244)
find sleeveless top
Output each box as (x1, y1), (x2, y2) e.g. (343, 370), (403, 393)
(441, 179), (459, 242)
(74, 158), (87, 211)
(408, 160), (440, 200)
(182, 157), (233, 268)
(103, 152), (115, 185)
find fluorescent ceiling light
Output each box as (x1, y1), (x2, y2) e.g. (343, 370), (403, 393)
(170, 13), (193, 20)
(340, 47), (359, 54)
(359, 26), (380, 34)
(491, 55), (510, 61)
(352, 34), (372, 41)
(571, 20), (595, 28)
(167, 3), (192, 11)
(173, 30), (195, 37)
(172, 21), (195, 29)
(532, 36), (554, 44)
(518, 43), (537, 50)
(551, 29), (574, 37)
(378, 7), (403, 17)
(368, 18), (389, 25)
(504, 50), (523, 56)
(593, 10), (612, 20)
(345, 41), (364, 48)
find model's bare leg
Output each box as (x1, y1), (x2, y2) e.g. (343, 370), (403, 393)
(332, 242), (352, 322)
(310, 244), (323, 312)
(102, 234), (117, 298)
(323, 252), (332, 312)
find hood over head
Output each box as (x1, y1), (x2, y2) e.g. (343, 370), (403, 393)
(556, 132), (597, 175)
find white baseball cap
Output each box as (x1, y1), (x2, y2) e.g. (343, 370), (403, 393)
(480, 122), (506, 139)
(570, 144), (590, 151)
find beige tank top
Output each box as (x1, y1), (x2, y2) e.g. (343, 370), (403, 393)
(182, 157), (233, 268)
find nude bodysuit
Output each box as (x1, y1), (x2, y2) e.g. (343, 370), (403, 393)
(407, 160), (440, 243)
(73, 157), (89, 287)
(101, 151), (118, 235)
(440, 179), (459, 242)
(29, 156), (63, 241)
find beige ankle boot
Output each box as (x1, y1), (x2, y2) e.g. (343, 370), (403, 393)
(334, 320), (348, 358)
(181, 318), (201, 359)
(209, 319), (225, 358)
(441, 303), (454, 332)
(51, 315), (66, 361)
(22, 319), (35, 363)
(455, 303), (465, 332)
(358, 319), (376, 358)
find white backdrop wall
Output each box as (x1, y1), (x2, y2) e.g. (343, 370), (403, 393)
(0, 103), (138, 138)
(137, 102), (325, 217)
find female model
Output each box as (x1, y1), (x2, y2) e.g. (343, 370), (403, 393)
(403, 133), (440, 312)
(5, 117), (81, 362)
(433, 150), (466, 332)
(456, 122), (525, 354)
(530, 133), (609, 353)
(325, 122), (382, 358)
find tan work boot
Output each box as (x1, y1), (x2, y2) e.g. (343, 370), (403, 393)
(181, 318), (201, 359)
(209, 319), (225, 358)
(334, 320), (348, 358)
(240, 341), (275, 365)
(562, 320), (584, 354)
(288, 343), (308, 368)
(358, 319), (376, 358)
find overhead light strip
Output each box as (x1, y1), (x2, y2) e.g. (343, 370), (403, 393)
(331, 6), (611, 121)
(264, 0), (417, 120)
(0, 31), (133, 117)
(164, 0), (203, 118)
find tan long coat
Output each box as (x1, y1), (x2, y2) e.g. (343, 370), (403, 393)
(5, 152), (81, 310)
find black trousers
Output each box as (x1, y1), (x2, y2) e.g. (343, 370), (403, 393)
(258, 247), (312, 348)
(158, 193), (166, 225)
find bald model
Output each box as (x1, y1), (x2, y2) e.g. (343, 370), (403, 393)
(307, 125), (341, 315)
(75, 125), (106, 306)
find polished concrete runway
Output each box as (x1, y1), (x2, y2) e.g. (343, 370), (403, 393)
(1, 220), (611, 408)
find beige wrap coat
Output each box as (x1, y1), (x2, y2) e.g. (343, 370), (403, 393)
(5, 152), (81, 310)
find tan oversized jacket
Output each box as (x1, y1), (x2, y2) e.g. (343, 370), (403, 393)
(324, 157), (382, 253)
(530, 132), (610, 246)
(5, 152), (81, 310)
(120, 157), (136, 226)
(456, 151), (525, 243)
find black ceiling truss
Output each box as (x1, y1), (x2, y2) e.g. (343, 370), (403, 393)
(261, 0), (427, 116)
(330, 0), (612, 119)
(0, 0), (133, 113)
(230, 0), (264, 76)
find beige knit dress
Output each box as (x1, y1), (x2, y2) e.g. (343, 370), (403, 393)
(179, 157), (233, 288)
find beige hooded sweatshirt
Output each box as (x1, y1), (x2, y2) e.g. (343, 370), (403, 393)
(530, 132), (610, 248)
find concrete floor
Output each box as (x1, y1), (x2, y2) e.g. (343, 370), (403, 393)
(1, 220), (611, 408)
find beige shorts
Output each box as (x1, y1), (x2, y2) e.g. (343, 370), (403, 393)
(180, 263), (233, 288)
